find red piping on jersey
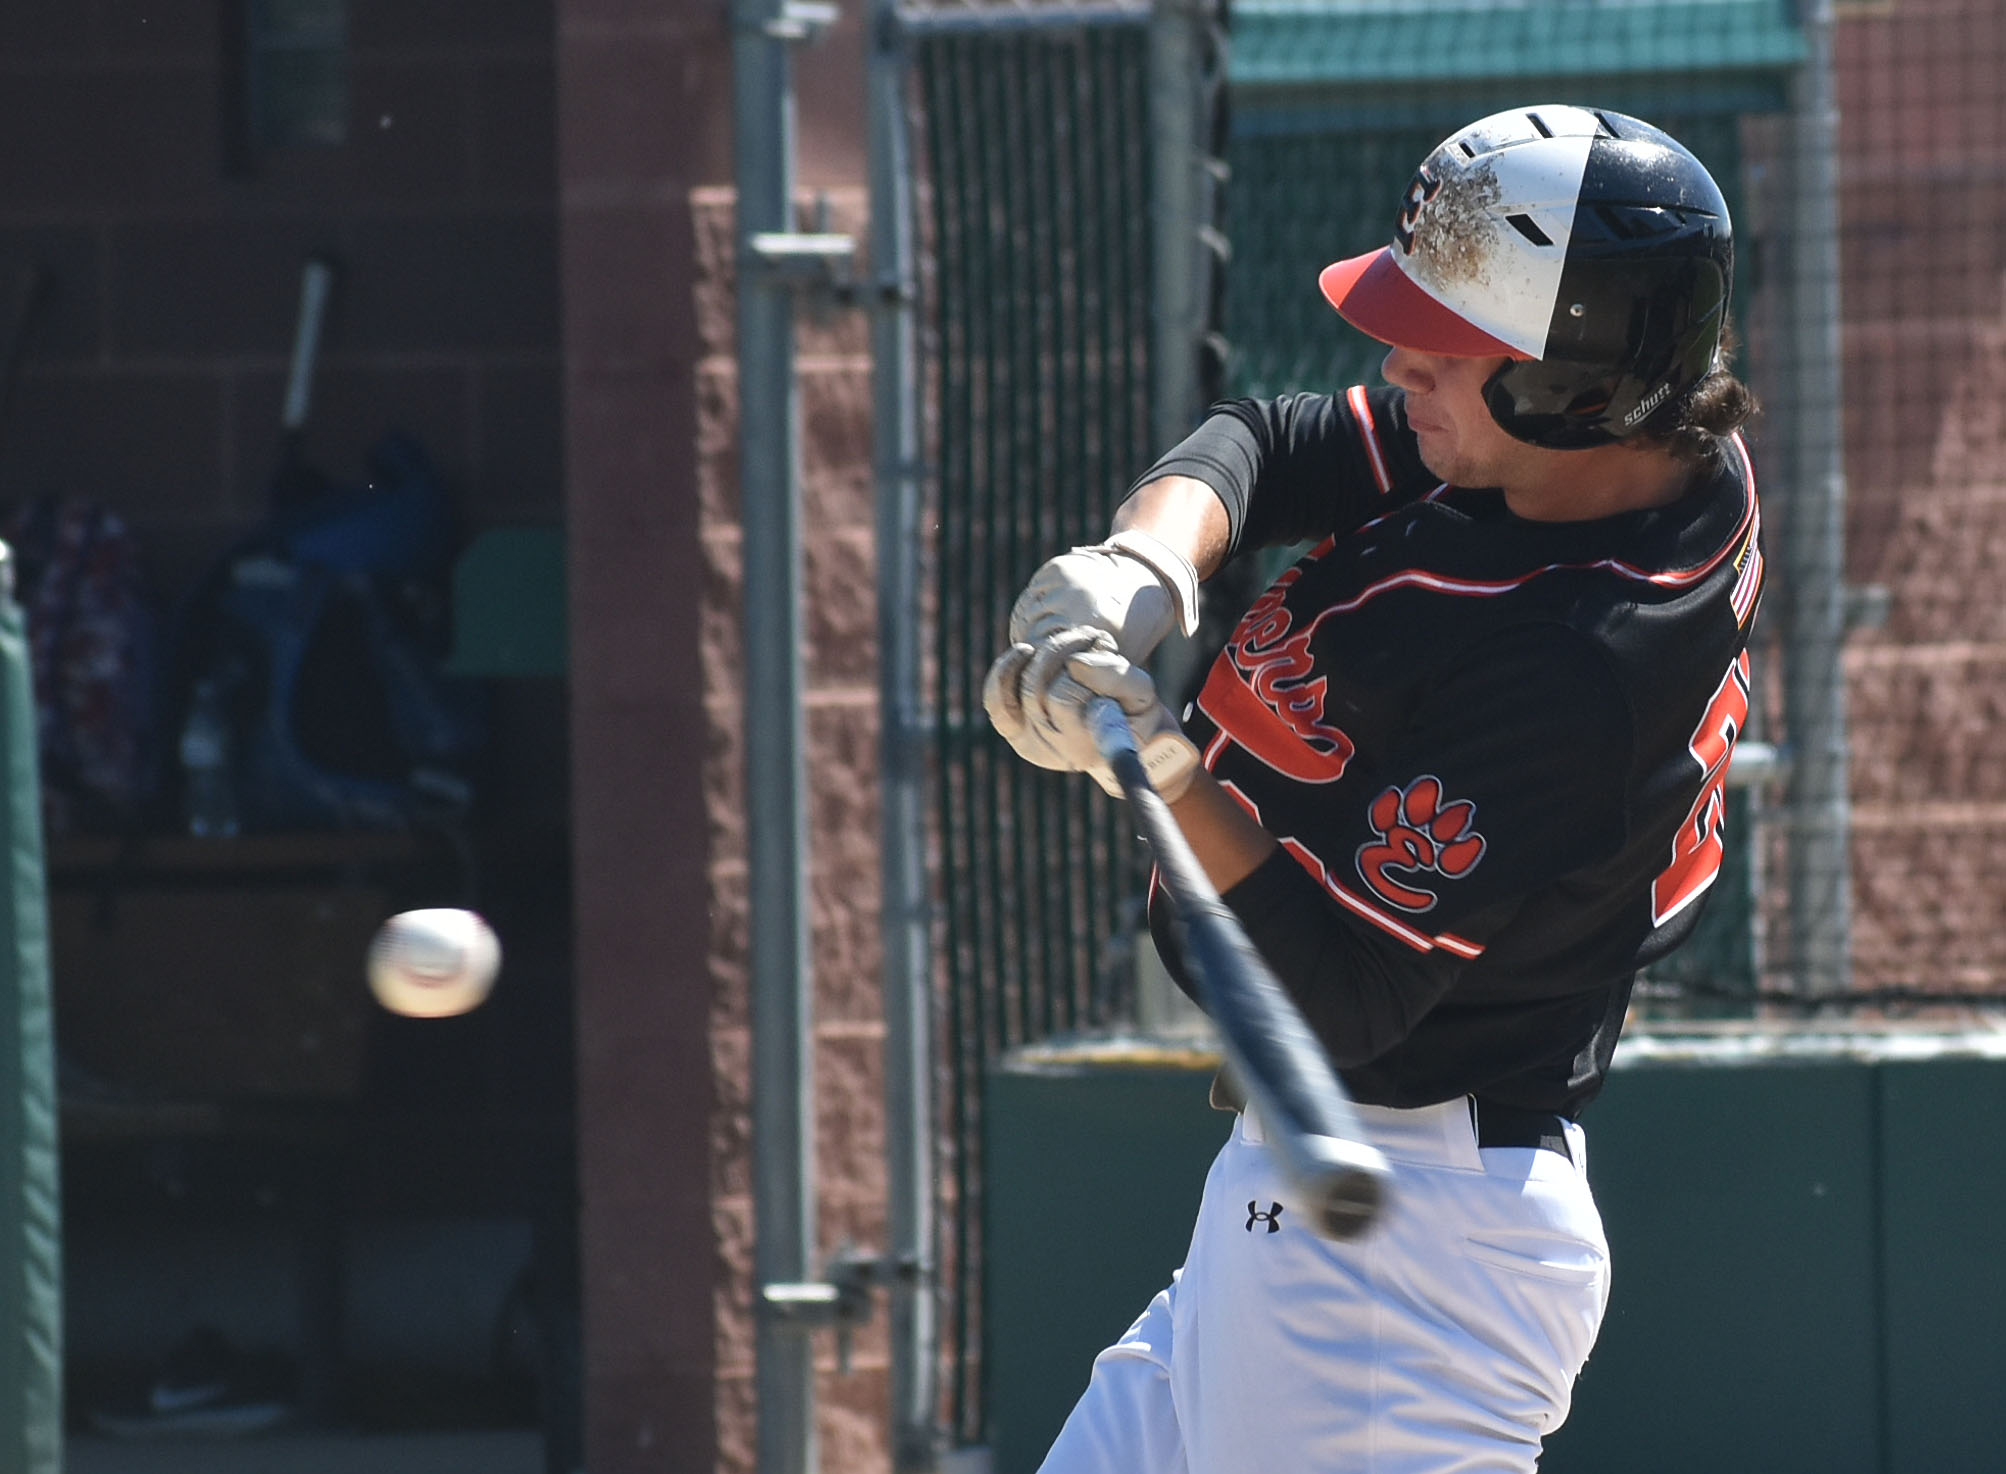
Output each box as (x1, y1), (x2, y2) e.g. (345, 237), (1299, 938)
(1221, 780), (1484, 959)
(1353, 483), (1451, 540)
(1326, 433), (1759, 620)
(1433, 932), (1483, 960)
(1730, 496), (1763, 626)
(1282, 838), (1486, 958)
(1314, 440), (1757, 619)
(1730, 528), (1762, 625)
(1347, 385), (1394, 494)
(1185, 433), (1756, 966)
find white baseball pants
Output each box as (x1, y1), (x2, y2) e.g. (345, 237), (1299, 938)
(1036, 1097), (1611, 1474)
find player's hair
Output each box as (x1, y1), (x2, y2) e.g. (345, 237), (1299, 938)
(1634, 316), (1758, 468)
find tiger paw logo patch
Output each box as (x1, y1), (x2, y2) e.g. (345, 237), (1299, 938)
(1356, 776), (1486, 913)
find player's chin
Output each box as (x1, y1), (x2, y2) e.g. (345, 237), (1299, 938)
(1410, 435), (1459, 485)
(1413, 437), (1493, 491)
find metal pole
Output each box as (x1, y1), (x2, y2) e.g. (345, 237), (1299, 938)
(1148, 0), (1202, 462)
(732, 0), (818, 1465)
(1782, 0), (1853, 994)
(867, 5), (940, 1467)
(1135, 0), (1223, 1035)
(1144, 0), (1226, 719)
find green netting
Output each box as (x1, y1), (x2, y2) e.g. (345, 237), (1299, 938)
(1222, 122), (1449, 400)
(1231, 0), (1805, 92)
(913, 17), (1158, 1443)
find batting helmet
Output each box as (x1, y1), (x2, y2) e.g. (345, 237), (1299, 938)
(1319, 104), (1734, 450)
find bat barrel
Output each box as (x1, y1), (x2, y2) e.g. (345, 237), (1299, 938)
(1085, 696), (1393, 1240)
(1187, 910), (1393, 1239)
(1276, 1129), (1391, 1241)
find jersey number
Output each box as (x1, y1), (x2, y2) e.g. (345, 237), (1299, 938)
(1651, 651), (1750, 927)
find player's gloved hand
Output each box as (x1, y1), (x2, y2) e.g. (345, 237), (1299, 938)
(1056, 640), (1202, 803)
(1007, 529), (1203, 660)
(982, 625), (1115, 774)
(986, 626), (1201, 802)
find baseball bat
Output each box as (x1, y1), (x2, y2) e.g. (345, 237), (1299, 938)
(271, 256), (337, 504)
(1088, 697), (1391, 1239)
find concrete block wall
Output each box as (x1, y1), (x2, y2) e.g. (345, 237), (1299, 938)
(693, 183), (892, 1474)
(0, 0), (563, 597)
(556, 0), (885, 1467)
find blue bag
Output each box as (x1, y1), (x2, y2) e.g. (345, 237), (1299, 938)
(172, 431), (487, 833)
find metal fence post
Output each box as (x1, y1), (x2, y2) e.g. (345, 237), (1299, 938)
(731, 0), (818, 1464)
(1781, 0), (1854, 994)
(869, 0), (943, 1465)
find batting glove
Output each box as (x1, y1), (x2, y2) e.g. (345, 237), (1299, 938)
(982, 625), (1112, 773)
(1007, 529), (1202, 661)
(984, 628), (1201, 802)
(1055, 641), (1202, 803)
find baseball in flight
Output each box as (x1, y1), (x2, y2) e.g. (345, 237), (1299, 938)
(367, 908), (501, 1017)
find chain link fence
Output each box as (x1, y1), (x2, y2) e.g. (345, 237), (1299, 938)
(907, 7), (1162, 1441)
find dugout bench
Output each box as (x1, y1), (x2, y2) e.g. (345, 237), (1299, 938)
(49, 825), (579, 1458)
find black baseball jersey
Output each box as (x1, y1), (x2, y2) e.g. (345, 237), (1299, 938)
(1141, 386), (1765, 1117)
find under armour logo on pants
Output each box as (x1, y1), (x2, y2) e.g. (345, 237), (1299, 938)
(1246, 1201), (1284, 1233)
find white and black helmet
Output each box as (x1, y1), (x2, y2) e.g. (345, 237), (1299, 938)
(1319, 104), (1734, 450)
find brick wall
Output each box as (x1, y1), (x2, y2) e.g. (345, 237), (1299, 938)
(0, 0), (894, 1466)
(0, 0), (562, 595)
(692, 183), (890, 1473)
(556, 0), (724, 1463)
(557, 0), (888, 1468)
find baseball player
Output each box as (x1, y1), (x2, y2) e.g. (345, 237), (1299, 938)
(983, 105), (1763, 1472)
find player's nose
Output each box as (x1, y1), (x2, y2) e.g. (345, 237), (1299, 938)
(1381, 345), (1433, 394)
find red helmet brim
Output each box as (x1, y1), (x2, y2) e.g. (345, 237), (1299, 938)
(1318, 249), (1532, 360)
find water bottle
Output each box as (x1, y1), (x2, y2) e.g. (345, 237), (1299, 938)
(180, 679), (240, 838)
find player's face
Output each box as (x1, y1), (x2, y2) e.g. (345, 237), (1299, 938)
(1380, 347), (1535, 490)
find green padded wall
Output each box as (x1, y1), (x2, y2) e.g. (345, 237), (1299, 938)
(0, 581), (61, 1473)
(1541, 1061), (1881, 1474)
(984, 1052), (1229, 1474)
(985, 1043), (2006, 1474)
(1878, 1059), (2006, 1474)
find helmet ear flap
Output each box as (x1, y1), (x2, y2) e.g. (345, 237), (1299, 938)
(1482, 256), (1729, 449)
(1483, 360), (1628, 450)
